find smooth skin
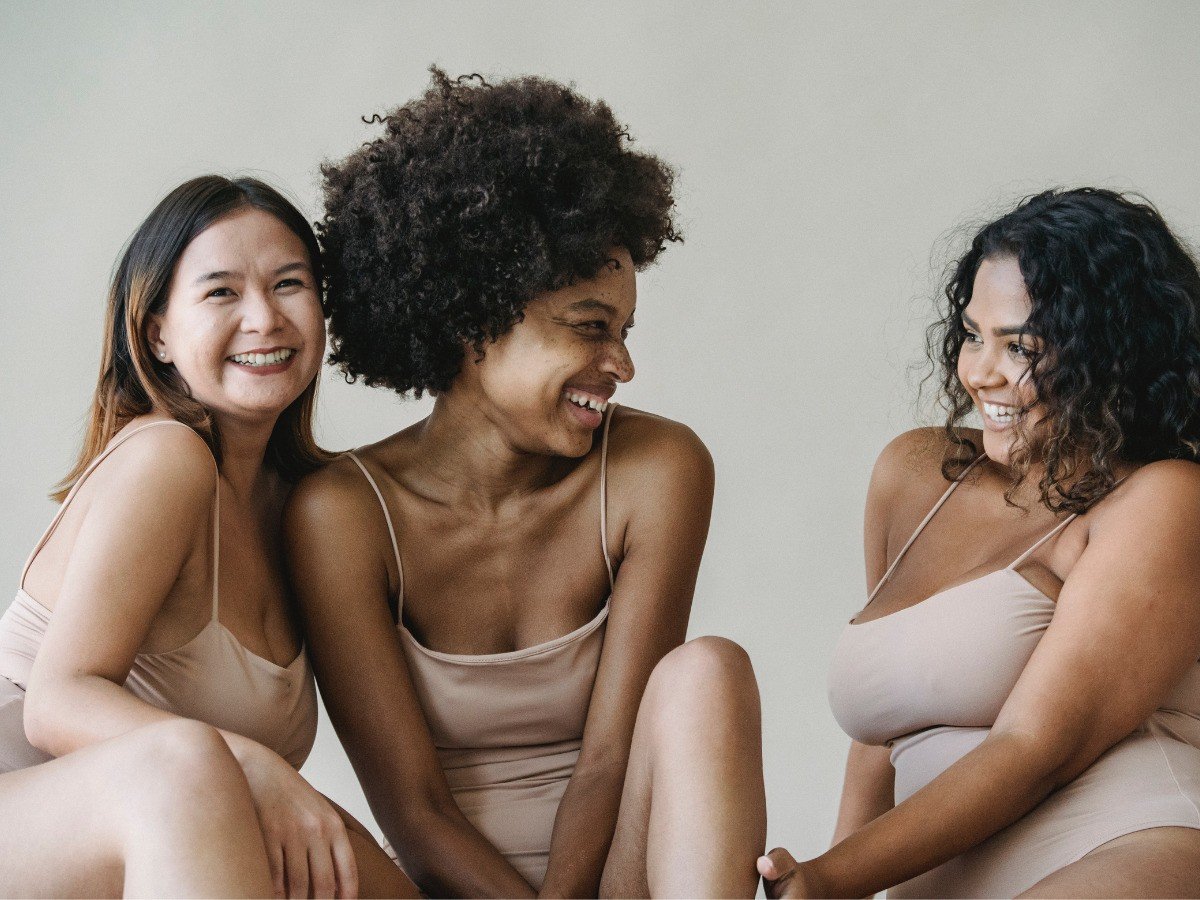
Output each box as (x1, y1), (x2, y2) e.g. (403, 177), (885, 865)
(14, 207), (415, 899)
(286, 247), (767, 898)
(761, 256), (1200, 898)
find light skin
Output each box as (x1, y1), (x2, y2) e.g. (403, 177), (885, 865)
(13, 206), (416, 899)
(286, 247), (767, 898)
(760, 255), (1200, 898)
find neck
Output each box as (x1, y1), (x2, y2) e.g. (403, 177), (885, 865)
(211, 413), (276, 500)
(413, 392), (569, 510)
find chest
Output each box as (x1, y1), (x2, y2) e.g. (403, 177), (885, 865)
(394, 486), (613, 655)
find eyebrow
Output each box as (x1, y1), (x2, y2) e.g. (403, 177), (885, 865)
(961, 311), (1028, 337)
(564, 298), (636, 321)
(192, 260), (309, 286)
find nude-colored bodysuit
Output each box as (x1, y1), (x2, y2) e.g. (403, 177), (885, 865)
(0, 421), (318, 774)
(345, 407), (617, 890)
(828, 460), (1200, 897)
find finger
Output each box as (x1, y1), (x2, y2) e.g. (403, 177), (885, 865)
(267, 840), (286, 899)
(308, 842), (338, 900)
(330, 825), (360, 899)
(762, 846), (798, 877)
(284, 842), (309, 900)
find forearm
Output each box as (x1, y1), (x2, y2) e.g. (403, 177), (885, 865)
(377, 794), (535, 898)
(24, 672), (176, 755)
(539, 762), (625, 898)
(809, 733), (1062, 897)
(831, 743), (895, 847)
(26, 672), (277, 775)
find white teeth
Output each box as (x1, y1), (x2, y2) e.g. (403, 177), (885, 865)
(564, 391), (608, 413)
(983, 401), (1015, 423)
(232, 349), (294, 366)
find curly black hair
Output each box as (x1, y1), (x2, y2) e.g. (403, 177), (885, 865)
(318, 67), (680, 396)
(929, 188), (1200, 513)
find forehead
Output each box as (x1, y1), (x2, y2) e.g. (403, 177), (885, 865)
(542, 248), (637, 316)
(174, 207), (308, 276)
(966, 255), (1031, 320)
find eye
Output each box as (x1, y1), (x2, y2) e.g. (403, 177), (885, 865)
(275, 277), (305, 291)
(962, 329), (982, 345)
(206, 286), (235, 300)
(1009, 342), (1039, 360)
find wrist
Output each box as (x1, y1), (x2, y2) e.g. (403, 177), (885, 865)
(801, 854), (842, 899)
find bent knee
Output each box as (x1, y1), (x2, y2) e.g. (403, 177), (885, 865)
(121, 720), (245, 799)
(649, 636), (757, 696)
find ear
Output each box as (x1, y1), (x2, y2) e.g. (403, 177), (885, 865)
(145, 315), (171, 364)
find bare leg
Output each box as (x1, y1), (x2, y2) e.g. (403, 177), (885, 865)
(0, 719), (272, 898)
(326, 797), (422, 898)
(600, 636), (767, 899)
(1018, 826), (1200, 898)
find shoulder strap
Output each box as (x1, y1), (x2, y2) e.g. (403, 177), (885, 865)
(20, 421), (218, 608)
(866, 454), (986, 602)
(599, 404), (616, 592)
(345, 451), (405, 607)
(1007, 514), (1078, 571)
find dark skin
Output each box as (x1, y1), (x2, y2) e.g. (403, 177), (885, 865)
(285, 249), (729, 897)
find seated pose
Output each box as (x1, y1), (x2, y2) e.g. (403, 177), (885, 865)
(761, 189), (1200, 898)
(286, 69), (767, 898)
(0, 175), (418, 898)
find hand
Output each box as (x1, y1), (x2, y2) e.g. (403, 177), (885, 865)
(758, 848), (829, 899)
(241, 746), (359, 899)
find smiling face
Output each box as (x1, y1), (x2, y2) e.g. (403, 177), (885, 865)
(456, 246), (637, 458)
(148, 206), (326, 430)
(956, 255), (1046, 466)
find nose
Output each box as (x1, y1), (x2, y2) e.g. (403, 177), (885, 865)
(240, 287), (287, 335)
(962, 344), (1005, 391)
(600, 340), (635, 384)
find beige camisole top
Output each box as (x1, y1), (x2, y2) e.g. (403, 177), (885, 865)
(0, 421), (317, 769)
(344, 406), (617, 888)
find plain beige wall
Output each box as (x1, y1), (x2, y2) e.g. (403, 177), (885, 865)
(4, 0), (1200, 862)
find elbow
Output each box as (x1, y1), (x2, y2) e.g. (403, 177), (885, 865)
(21, 676), (71, 756)
(983, 724), (1092, 796)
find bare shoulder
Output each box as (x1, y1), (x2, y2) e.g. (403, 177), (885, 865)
(84, 419), (214, 514)
(284, 452), (387, 534)
(1092, 459), (1200, 529)
(603, 405), (713, 487)
(865, 427), (981, 535)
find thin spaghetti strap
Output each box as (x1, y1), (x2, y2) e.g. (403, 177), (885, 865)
(19, 420), (199, 591)
(210, 461), (220, 622)
(866, 454), (986, 603)
(345, 452), (405, 603)
(1006, 471), (1132, 571)
(599, 404), (616, 591)
(1007, 514), (1078, 571)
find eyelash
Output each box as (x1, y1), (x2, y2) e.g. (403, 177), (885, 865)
(962, 331), (1035, 358)
(205, 278), (305, 300)
(577, 320), (633, 340)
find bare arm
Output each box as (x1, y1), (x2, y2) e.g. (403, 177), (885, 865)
(831, 742), (894, 847)
(24, 425), (358, 900)
(799, 462), (1200, 897)
(284, 459), (536, 898)
(538, 413), (715, 898)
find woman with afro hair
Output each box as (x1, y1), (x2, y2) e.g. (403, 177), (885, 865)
(760, 189), (1200, 898)
(285, 69), (767, 898)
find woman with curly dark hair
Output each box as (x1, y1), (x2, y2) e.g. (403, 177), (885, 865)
(760, 188), (1200, 898)
(285, 69), (766, 898)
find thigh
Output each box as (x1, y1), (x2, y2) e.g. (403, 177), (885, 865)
(1018, 827), (1200, 898)
(0, 742), (144, 897)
